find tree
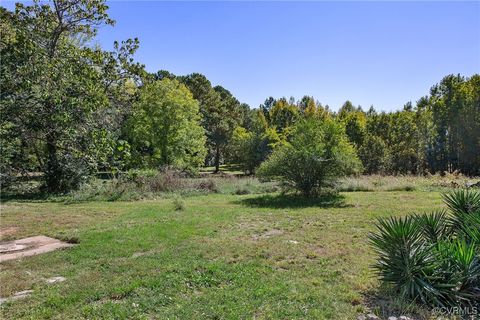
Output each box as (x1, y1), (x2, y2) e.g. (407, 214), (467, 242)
(269, 98), (300, 134)
(229, 110), (283, 174)
(211, 85), (242, 171)
(428, 74), (480, 175)
(127, 79), (206, 171)
(180, 74), (240, 172)
(259, 97), (276, 123)
(388, 110), (421, 173)
(338, 100), (356, 118)
(153, 69), (176, 81)
(0, 1), (142, 192)
(341, 111), (366, 149)
(358, 135), (389, 174)
(257, 118), (362, 197)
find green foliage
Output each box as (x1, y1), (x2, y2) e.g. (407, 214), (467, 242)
(128, 79), (206, 172)
(2, 1), (478, 194)
(338, 106), (366, 149)
(257, 118), (362, 197)
(370, 216), (440, 303)
(416, 210), (450, 244)
(180, 74), (241, 172)
(0, 121), (22, 187)
(370, 190), (480, 308)
(269, 98), (300, 134)
(229, 111), (285, 174)
(358, 135), (389, 174)
(0, 1), (143, 192)
(443, 189), (480, 216)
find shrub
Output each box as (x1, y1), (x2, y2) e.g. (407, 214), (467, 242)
(370, 189), (480, 308)
(172, 195), (186, 211)
(257, 118), (362, 197)
(123, 169), (184, 192)
(193, 179), (218, 193)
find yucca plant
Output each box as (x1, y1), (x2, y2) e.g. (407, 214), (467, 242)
(443, 189), (480, 216)
(369, 216), (440, 304)
(460, 214), (480, 246)
(435, 240), (480, 306)
(370, 189), (480, 309)
(416, 210), (450, 244)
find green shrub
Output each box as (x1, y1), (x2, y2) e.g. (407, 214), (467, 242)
(370, 189), (480, 308)
(257, 118), (362, 197)
(172, 195), (186, 211)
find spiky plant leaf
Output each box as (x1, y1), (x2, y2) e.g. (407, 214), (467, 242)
(416, 210), (450, 244)
(443, 189), (480, 217)
(369, 216), (441, 303)
(436, 240), (480, 306)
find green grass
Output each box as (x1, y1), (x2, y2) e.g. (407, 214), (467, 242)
(0, 190), (445, 319)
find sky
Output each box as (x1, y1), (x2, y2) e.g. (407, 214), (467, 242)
(4, 1), (480, 111)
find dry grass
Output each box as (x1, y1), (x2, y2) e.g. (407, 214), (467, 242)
(337, 174), (480, 192)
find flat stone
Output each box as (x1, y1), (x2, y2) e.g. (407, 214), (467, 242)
(46, 276), (66, 284)
(0, 236), (74, 262)
(0, 290), (33, 305)
(388, 317), (398, 320)
(287, 240), (299, 244)
(0, 243), (28, 253)
(367, 314), (381, 320)
(399, 317), (412, 320)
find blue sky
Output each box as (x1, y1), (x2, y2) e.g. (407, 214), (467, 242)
(4, 1), (480, 111)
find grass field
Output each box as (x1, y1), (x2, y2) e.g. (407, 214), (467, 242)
(0, 188), (447, 319)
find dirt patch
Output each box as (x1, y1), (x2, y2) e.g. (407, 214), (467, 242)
(252, 229), (284, 240)
(0, 226), (19, 240)
(0, 235), (75, 262)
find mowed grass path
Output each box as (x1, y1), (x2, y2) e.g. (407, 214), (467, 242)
(0, 192), (442, 319)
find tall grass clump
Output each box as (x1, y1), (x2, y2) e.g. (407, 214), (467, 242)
(370, 190), (480, 308)
(172, 195), (186, 211)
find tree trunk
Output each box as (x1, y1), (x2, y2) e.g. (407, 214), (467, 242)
(44, 132), (61, 192)
(214, 144), (220, 173)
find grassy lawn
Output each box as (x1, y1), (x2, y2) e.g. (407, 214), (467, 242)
(0, 191), (443, 319)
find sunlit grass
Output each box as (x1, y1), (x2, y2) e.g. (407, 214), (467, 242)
(0, 191), (444, 319)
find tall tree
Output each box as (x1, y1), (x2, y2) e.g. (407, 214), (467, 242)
(127, 79), (206, 171)
(428, 74), (480, 175)
(0, 1), (142, 191)
(180, 73), (240, 172)
(269, 98), (300, 135)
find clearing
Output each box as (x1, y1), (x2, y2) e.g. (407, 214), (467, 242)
(0, 191), (442, 319)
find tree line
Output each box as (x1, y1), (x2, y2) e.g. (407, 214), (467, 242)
(1, 1), (479, 193)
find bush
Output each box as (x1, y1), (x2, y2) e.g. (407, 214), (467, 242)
(123, 169), (184, 192)
(370, 189), (480, 308)
(192, 179), (218, 193)
(257, 118), (362, 197)
(172, 195), (186, 211)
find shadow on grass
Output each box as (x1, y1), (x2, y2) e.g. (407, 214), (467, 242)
(237, 193), (349, 209)
(0, 191), (57, 203)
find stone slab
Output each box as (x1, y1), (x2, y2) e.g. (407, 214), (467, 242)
(0, 235), (74, 262)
